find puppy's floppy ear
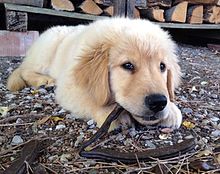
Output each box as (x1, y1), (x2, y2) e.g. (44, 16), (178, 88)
(167, 60), (181, 102)
(167, 70), (175, 102)
(74, 43), (111, 106)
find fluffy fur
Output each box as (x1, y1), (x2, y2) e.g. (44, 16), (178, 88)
(7, 18), (182, 129)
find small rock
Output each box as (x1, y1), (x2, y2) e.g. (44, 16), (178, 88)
(58, 108), (66, 114)
(182, 108), (193, 114)
(33, 103), (43, 111)
(144, 140), (156, 149)
(184, 135), (194, 140)
(11, 135), (24, 145)
(5, 94), (16, 100)
(160, 127), (173, 133)
(60, 153), (73, 163)
(129, 128), (137, 137)
(211, 94), (218, 99)
(66, 114), (76, 120)
(210, 116), (219, 122)
(16, 118), (24, 124)
(48, 155), (59, 161)
(87, 119), (94, 126)
(55, 124), (66, 130)
(74, 133), (84, 147)
(211, 130), (220, 137)
(38, 88), (47, 94)
(116, 133), (125, 141)
(159, 134), (170, 140)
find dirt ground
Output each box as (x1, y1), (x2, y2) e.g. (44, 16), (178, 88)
(0, 44), (220, 173)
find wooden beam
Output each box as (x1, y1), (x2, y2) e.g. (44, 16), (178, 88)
(174, 0), (218, 5)
(127, 0), (136, 17)
(5, 10), (27, 31)
(4, 3), (106, 21)
(165, 1), (188, 23)
(186, 5), (203, 24)
(0, 0), (44, 7)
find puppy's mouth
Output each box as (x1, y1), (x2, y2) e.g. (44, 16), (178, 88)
(131, 109), (168, 125)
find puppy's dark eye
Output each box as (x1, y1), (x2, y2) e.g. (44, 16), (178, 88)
(160, 62), (166, 72)
(121, 62), (135, 71)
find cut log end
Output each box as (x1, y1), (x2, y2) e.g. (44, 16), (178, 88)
(165, 1), (188, 23)
(79, 0), (103, 15)
(187, 5), (203, 24)
(51, 0), (75, 11)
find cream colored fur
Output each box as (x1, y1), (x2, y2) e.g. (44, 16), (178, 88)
(7, 18), (182, 129)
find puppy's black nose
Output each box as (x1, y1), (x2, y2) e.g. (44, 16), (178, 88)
(145, 94), (167, 113)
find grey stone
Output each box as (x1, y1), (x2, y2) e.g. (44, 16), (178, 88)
(182, 108), (193, 114)
(211, 130), (220, 137)
(11, 135), (24, 145)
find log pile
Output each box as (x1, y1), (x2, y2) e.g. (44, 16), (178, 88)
(0, 0), (219, 32)
(137, 0), (220, 24)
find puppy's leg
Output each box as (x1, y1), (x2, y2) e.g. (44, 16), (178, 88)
(21, 69), (55, 88)
(160, 102), (182, 129)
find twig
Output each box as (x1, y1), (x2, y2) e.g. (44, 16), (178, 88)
(0, 122), (33, 127)
(0, 114), (46, 124)
(0, 139), (33, 156)
(40, 163), (58, 174)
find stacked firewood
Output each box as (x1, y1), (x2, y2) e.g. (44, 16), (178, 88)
(50, 0), (220, 24)
(136, 0), (220, 24)
(0, 0), (219, 24)
(51, 0), (114, 16)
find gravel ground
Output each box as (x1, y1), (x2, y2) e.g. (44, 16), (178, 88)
(0, 44), (220, 173)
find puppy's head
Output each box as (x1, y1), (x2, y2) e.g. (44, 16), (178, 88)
(75, 18), (181, 125)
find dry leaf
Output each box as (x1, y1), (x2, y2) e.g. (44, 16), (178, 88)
(182, 120), (195, 129)
(50, 116), (64, 122)
(37, 115), (51, 125)
(31, 89), (39, 95)
(196, 149), (212, 157)
(0, 106), (10, 117)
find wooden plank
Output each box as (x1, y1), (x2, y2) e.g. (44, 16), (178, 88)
(174, 0), (218, 5)
(127, 0), (136, 17)
(0, 0), (44, 7)
(155, 22), (220, 29)
(5, 10), (27, 31)
(165, 1), (188, 23)
(0, 30), (39, 56)
(4, 3), (106, 21)
(187, 5), (203, 24)
(51, 0), (75, 11)
(113, 0), (126, 16)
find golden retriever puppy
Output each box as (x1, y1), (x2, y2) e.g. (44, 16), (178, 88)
(7, 18), (182, 130)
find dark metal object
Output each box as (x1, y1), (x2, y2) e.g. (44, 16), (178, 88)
(79, 105), (196, 163)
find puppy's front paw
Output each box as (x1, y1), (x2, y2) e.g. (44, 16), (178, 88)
(160, 102), (182, 129)
(109, 110), (134, 131)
